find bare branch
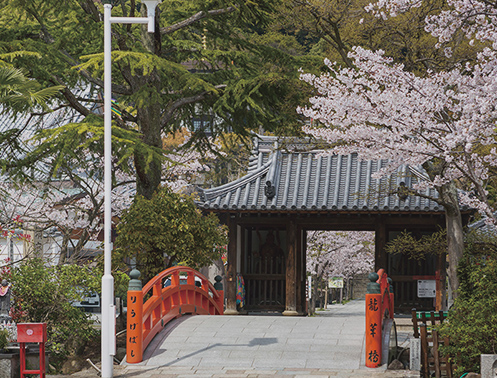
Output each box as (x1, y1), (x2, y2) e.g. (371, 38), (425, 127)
(160, 7), (236, 35)
(53, 76), (97, 118)
(77, 0), (102, 22)
(160, 84), (226, 127)
(76, 69), (133, 96)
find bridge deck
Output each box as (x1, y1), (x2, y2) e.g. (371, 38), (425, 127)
(128, 299), (383, 371)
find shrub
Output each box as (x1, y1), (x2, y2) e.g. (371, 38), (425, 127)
(114, 186), (228, 282)
(0, 328), (8, 351)
(438, 232), (497, 375)
(8, 259), (101, 370)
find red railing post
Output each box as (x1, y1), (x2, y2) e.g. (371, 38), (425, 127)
(171, 271), (180, 286)
(365, 272), (382, 368)
(187, 271), (195, 286)
(127, 269), (144, 363)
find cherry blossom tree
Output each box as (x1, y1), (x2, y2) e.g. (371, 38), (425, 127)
(299, 0), (497, 295)
(0, 174), (133, 265)
(366, 0), (497, 52)
(307, 231), (374, 310)
(0, 130), (217, 266)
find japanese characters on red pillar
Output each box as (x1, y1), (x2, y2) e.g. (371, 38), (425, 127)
(126, 270), (144, 364)
(365, 293), (382, 367)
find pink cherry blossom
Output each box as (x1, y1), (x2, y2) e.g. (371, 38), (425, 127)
(307, 231), (374, 279)
(299, 46), (497, 222)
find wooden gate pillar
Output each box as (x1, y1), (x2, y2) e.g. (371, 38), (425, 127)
(375, 219), (387, 272)
(225, 215), (239, 315)
(296, 227), (305, 315)
(283, 219), (298, 316)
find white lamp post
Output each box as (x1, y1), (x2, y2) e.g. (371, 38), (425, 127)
(102, 1), (160, 377)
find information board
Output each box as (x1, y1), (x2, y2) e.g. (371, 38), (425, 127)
(417, 280), (436, 298)
(328, 277), (344, 288)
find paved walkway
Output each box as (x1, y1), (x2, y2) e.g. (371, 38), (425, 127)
(138, 300), (367, 370)
(64, 365), (418, 377)
(55, 300), (418, 377)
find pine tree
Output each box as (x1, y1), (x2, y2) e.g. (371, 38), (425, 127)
(0, 0), (318, 198)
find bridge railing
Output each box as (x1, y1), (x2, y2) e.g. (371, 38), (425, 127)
(126, 266), (224, 363)
(365, 269), (394, 368)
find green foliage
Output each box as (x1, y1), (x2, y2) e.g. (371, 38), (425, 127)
(113, 269), (131, 305)
(385, 229), (447, 260)
(387, 228), (497, 374)
(0, 49), (63, 114)
(0, 0), (325, 199)
(0, 328), (8, 351)
(114, 186), (228, 281)
(438, 231), (497, 375)
(202, 133), (252, 186)
(0, 65), (63, 114)
(271, 0), (482, 74)
(8, 259), (101, 369)
(25, 118), (164, 178)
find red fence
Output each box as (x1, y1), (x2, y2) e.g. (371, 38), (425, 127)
(126, 266), (224, 363)
(365, 268), (394, 368)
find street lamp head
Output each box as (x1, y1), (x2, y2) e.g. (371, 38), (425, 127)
(141, 0), (161, 33)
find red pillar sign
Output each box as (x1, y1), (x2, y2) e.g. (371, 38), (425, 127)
(365, 293), (382, 368)
(126, 290), (143, 363)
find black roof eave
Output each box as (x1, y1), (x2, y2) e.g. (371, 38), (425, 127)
(198, 207), (458, 216)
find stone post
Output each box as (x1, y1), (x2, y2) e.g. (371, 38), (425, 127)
(410, 338), (421, 371)
(213, 275), (224, 314)
(481, 354), (497, 378)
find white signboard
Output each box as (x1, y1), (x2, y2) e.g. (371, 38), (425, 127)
(308, 276), (312, 299)
(329, 277), (344, 289)
(417, 280), (436, 298)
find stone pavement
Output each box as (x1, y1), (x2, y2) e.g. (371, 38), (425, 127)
(53, 300), (418, 377)
(62, 365), (419, 377)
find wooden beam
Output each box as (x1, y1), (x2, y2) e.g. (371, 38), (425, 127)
(283, 219), (298, 316)
(233, 215), (445, 230)
(296, 227), (304, 315)
(301, 229), (308, 315)
(225, 215), (239, 315)
(375, 218), (387, 271)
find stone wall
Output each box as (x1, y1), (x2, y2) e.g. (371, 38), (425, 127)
(0, 353), (20, 378)
(351, 273), (369, 300)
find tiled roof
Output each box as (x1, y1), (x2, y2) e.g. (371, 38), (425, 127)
(468, 212), (497, 233)
(197, 135), (443, 213)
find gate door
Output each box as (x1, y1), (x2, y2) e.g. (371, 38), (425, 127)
(243, 228), (286, 311)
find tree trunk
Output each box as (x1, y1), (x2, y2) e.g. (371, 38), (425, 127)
(134, 79), (163, 200)
(57, 234), (70, 265)
(33, 228), (44, 258)
(438, 182), (464, 298)
(324, 285), (328, 309)
(423, 161), (465, 299)
(68, 229), (91, 264)
(133, 22), (163, 200)
(310, 274), (318, 315)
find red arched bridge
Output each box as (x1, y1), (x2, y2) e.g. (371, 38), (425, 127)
(125, 267), (395, 369)
(126, 266), (224, 363)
